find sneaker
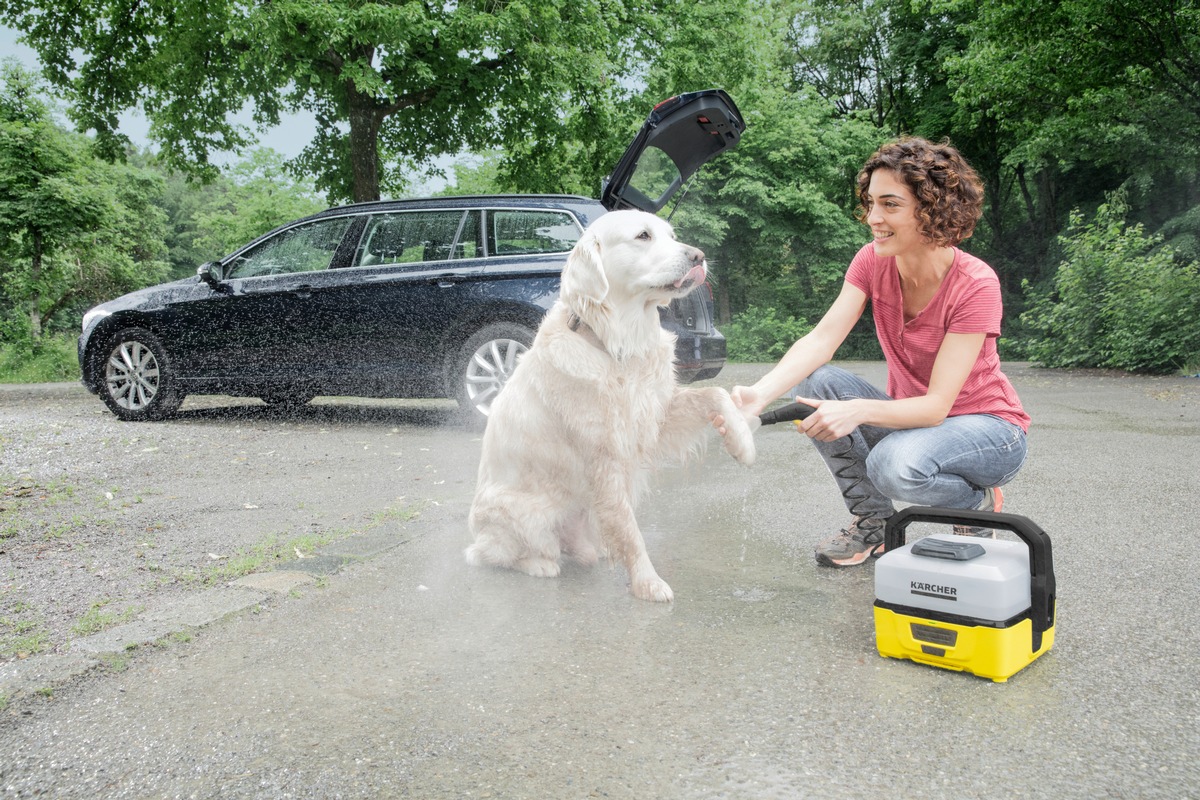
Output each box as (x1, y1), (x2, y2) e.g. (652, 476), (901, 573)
(953, 487), (1004, 538)
(815, 516), (886, 567)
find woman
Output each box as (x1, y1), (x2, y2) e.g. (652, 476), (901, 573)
(726, 137), (1029, 567)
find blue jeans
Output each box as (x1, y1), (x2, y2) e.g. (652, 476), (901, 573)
(796, 365), (1028, 520)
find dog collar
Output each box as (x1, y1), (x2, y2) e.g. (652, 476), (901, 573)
(567, 313), (608, 354)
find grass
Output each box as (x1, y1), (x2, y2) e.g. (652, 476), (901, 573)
(0, 334), (79, 384)
(70, 599), (141, 637)
(0, 597), (51, 658)
(196, 499), (425, 585)
(198, 529), (343, 584)
(0, 628), (49, 662)
(98, 651), (130, 672)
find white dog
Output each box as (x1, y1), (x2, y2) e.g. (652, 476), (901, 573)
(465, 209), (755, 602)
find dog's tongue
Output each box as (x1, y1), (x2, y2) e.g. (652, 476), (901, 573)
(674, 263), (707, 289)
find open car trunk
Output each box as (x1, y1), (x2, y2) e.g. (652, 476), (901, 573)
(600, 89), (746, 214)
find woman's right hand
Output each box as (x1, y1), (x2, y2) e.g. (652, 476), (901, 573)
(730, 385), (767, 419)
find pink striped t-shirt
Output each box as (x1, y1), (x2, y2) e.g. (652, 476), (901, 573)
(845, 243), (1030, 432)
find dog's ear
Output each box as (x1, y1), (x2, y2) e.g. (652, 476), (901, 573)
(561, 230), (609, 308)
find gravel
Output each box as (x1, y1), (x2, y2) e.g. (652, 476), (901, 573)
(0, 384), (471, 664)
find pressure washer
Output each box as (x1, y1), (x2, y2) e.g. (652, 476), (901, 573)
(874, 507), (1055, 682)
(758, 401), (1056, 682)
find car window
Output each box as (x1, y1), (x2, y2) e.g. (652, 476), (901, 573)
(227, 217), (353, 279)
(490, 210), (580, 256)
(354, 210), (468, 267)
(452, 210), (482, 260)
(623, 146), (681, 211)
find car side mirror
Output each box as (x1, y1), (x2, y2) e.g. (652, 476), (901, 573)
(197, 261), (226, 289)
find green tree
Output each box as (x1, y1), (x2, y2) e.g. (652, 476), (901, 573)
(1, 0), (712, 204)
(936, 0), (1200, 278)
(0, 61), (169, 344)
(188, 148), (325, 262)
(661, 3), (877, 336)
(786, 0), (962, 135)
(1021, 191), (1200, 374)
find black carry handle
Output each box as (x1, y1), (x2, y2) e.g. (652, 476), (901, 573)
(758, 401), (817, 426)
(885, 506), (1056, 649)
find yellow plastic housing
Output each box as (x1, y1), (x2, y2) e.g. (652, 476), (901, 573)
(874, 604), (1055, 683)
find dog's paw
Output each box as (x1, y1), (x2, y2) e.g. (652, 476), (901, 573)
(514, 557), (562, 578)
(631, 575), (674, 603)
(720, 413), (757, 467)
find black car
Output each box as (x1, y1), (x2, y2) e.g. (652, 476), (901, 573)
(78, 89), (746, 423)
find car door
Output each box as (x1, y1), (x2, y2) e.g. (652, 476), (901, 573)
(600, 89), (746, 214)
(303, 207), (485, 393)
(170, 215), (359, 384)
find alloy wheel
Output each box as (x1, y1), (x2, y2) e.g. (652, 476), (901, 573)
(106, 340), (162, 412)
(464, 338), (528, 416)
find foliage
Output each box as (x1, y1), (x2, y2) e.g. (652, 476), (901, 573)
(436, 152), (504, 197)
(787, 0), (967, 137)
(0, 0), (730, 204)
(1021, 192), (1200, 374)
(723, 305), (813, 363)
(934, 0), (1200, 281)
(0, 60), (170, 342)
(188, 148), (325, 261)
(0, 332), (77, 382)
(2, 0), (1199, 381)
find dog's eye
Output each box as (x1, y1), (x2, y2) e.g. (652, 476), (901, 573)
(636, 230), (652, 241)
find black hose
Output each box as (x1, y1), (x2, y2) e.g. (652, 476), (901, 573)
(758, 402), (873, 518)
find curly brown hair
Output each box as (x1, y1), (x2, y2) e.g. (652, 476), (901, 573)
(856, 137), (984, 247)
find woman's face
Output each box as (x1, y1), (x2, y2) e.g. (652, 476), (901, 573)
(864, 169), (925, 258)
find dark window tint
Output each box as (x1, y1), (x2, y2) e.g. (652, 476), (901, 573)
(490, 211), (580, 256)
(227, 217), (353, 278)
(355, 211), (468, 267)
(452, 210), (483, 260)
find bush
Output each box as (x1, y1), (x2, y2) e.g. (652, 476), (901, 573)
(723, 306), (813, 363)
(1021, 193), (1200, 375)
(0, 333), (79, 383)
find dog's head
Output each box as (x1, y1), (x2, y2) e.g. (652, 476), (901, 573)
(561, 210), (707, 317)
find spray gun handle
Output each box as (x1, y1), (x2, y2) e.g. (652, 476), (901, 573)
(758, 401), (818, 426)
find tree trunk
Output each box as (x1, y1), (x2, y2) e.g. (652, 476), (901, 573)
(716, 273), (732, 326)
(29, 228), (43, 341)
(347, 94), (384, 203)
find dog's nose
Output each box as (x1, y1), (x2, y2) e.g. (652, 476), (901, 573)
(688, 246), (705, 265)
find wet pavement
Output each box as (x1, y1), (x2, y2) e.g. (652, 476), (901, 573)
(2, 362), (1198, 798)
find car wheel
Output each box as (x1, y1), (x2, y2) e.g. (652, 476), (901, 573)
(260, 391), (316, 409)
(452, 322), (535, 422)
(98, 327), (185, 421)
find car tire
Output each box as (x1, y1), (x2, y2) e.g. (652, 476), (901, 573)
(98, 327), (185, 421)
(451, 322), (535, 423)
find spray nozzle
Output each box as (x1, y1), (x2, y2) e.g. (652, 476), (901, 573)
(758, 401), (818, 426)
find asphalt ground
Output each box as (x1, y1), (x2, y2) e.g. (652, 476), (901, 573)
(1, 362), (1198, 799)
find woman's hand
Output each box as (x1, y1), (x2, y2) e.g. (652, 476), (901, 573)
(730, 385), (767, 418)
(711, 385), (767, 436)
(794, 396), (862, 441)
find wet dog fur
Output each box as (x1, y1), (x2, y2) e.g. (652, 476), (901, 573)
(465, 210), (755, 602)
